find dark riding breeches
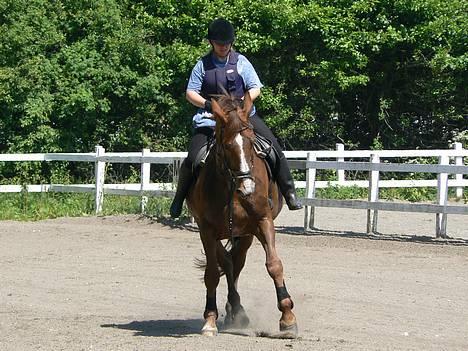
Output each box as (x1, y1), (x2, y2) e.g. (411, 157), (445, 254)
(187, 127), (215, 166)
(249, 114), (284, 158)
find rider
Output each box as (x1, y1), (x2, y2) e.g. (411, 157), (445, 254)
(170, 18), (302, 218)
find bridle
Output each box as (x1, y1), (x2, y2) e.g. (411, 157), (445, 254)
(216, 112), (255, 239)
(217, 112), (255, 185)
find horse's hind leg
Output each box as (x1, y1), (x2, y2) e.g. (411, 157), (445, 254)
(217, 236), (253, 329)
(200, 228), (220, 336)
(256, 218), (297, 337)
(229, 236), (253, 328)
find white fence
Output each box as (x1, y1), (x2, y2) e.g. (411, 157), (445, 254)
(1, 143), (467, 238)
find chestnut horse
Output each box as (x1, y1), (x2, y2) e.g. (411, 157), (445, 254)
(185, 92), (297, 337)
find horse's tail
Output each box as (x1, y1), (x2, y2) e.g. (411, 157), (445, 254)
(193, 254), (210, 280)
(193, 239), (237, 278)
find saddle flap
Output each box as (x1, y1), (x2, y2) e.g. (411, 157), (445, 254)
(254, 132), (272, 159)
(193, 138), (215, 171)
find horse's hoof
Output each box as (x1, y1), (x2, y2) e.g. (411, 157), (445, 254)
(279, 322), (298, 339)
(201, 325), (218, 337)
(223, 316), (233, 329)
(224, 305), (250, 329)
(233, 310), (250, 329)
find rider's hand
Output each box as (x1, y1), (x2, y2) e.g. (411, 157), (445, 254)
(204, 100), (212, 112)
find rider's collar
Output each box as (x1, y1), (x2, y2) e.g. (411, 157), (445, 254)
(211, 51), (230, 66)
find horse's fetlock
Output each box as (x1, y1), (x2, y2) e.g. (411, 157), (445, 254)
(278, 297), (294, 311)
(203, 309), (218, 320)
(228, 292), (240, 307)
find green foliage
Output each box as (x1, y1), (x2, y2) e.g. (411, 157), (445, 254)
(316, 185), (368, 200)
(0, 185), (451, 221)
(0, 192), (172, 220)
(313, 184), (441, 203)
(0, 0), (466, 183)
(0, 192), (94, 220)
(380, 187), (436, 202)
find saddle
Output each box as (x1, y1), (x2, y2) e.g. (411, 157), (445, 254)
(193, 132), (278, 176)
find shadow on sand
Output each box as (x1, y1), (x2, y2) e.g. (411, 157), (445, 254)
(275, 225), (468, 246)
(145, 215), (468, 246)
(101, 319), (299, 340)
(146, 215), (199, 233)
(101, 319), (203, 338)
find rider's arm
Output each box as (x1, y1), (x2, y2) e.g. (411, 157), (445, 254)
(238, 55), (263, 103)
(247, 88), (261, 101)
(186, 90), (208, 108)
(186, 60), (206, 108)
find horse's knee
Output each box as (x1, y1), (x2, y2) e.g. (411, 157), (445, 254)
(265, 258), (283, 279)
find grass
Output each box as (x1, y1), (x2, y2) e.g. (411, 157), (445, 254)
(0, 192), (172, 221)
(0, 185), (465, 221)
(313, 185), (439, 202)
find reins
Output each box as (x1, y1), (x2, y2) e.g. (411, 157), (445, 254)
(217, 120), (255, 241)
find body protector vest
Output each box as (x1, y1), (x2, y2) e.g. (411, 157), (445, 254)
(200, 51), (245, 99)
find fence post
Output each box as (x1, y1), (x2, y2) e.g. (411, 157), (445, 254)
(140, 148), (151, 214)
(172, 159), (182, 192)
(336, 143), (345, 184)
(304, 152), (317, 232)
(436, 155), (449, 238)
(453, 142), (464, 200)
(367, 154), (380, 234)
(94, 145), (106, 215)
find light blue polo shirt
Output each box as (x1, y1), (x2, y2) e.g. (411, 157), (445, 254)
(186, 52), (263, 129)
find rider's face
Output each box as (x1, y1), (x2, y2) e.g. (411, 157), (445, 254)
(210, 40), (232, 59)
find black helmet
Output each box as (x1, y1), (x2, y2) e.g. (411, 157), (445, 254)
(207, 18), (235, 44)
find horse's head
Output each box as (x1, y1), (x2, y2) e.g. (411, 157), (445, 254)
(211, 92), (256, 197)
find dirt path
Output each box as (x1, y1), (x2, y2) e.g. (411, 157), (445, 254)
(1, 209), (467, 350)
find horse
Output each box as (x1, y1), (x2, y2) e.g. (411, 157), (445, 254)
(185, 92), (298, 337)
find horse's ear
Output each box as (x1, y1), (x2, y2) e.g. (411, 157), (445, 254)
(243, 91), (253, 118)
(211, 98), (228, 125)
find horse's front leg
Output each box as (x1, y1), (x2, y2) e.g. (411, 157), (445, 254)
(200, 228), (220, 336)
(256, 217), (297, 336)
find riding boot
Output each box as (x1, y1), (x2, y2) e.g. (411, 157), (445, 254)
(276, 156), (303, 210)
(170, 159), (194, 218)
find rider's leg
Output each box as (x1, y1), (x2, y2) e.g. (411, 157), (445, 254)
(170, 127), (214, 218)
(169, 158), (193, 218)
(250, 114), (303, 210)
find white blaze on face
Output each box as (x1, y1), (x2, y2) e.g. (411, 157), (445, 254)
(235, 134), (255, 194)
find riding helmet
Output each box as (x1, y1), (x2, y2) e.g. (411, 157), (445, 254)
(207, 18), (235, 44)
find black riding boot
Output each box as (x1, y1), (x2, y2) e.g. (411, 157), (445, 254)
(276, 156), (303, 210)
(170, 159), (194, 218)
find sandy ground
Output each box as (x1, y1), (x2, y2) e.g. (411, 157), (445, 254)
(0, 207), (467, 351)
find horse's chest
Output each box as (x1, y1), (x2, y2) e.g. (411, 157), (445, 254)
(208, 202), (258, 239)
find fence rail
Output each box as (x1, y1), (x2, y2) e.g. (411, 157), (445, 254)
(1, 143), (466, 237)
